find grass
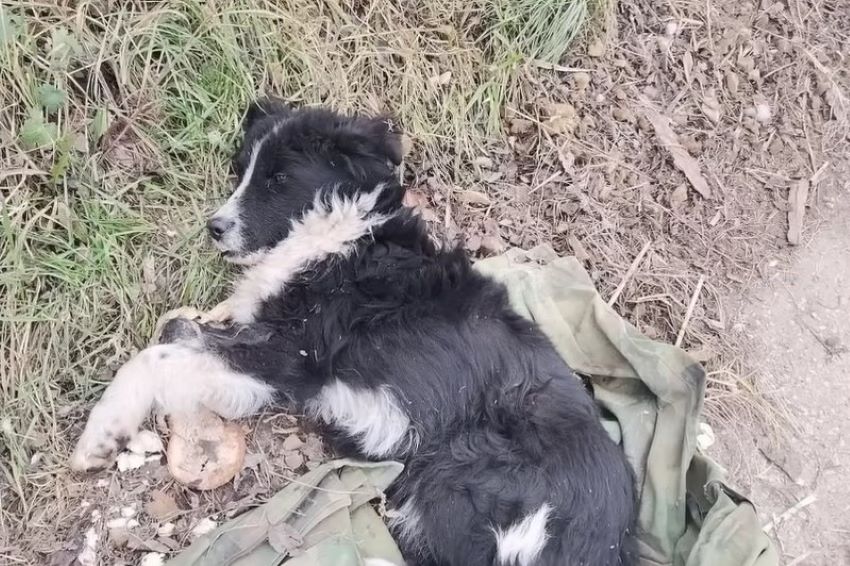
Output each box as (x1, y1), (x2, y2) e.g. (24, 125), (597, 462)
(0, 0), (594, 556)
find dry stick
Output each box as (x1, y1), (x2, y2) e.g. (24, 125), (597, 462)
(607, 240), (652, 307)
(763, 493), (817, 534)
(675, 275), (705, 348)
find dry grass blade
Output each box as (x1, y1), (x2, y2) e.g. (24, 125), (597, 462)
(786, 180), (809, 245)
(0, 0), (595, 561)
(643, 106), (712, 199)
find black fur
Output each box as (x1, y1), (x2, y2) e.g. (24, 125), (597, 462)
(190, 101), (638, 566)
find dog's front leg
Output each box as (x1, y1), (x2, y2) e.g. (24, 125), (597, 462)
(70, 333), (276, 472)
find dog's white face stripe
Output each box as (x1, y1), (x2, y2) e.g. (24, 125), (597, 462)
(226, 184), (390, 323)
(210, 137), (266, 255)
(494, 504), (553, 566)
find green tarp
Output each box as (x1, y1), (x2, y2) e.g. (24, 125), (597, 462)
(168, 247), (778, 566)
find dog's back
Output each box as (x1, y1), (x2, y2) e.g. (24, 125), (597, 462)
(254, 211), (639, 565)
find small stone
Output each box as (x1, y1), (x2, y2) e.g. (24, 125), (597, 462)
(191, 518), (218, 539)
(612, 107), (635, 123)
(754, 101), (772, 122)
(725, 71), (740, 96)
(283, 451), (305, 470)
(116, 452), (146, 472)
(572, 72), (591, 91)
(282, 435), (303, 451)
(587, 39), (606, 57)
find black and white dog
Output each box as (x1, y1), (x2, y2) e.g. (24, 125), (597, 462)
(72, 100), (638, 566)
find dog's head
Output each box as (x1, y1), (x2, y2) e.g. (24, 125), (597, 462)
(208, 99), (404, 263)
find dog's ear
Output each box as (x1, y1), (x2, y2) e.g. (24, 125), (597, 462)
(349, 116), (405, 167)
(243, 97), (292, 132)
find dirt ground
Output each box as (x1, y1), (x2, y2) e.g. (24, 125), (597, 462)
(712, 184), (850, 565)
(2, 0), (849, 563)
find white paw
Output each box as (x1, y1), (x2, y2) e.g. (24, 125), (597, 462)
(70, 351), (157, 472)
(70, 428), (132, 472)
(153, 307), (205, 342)
(198, 299), (233, 324)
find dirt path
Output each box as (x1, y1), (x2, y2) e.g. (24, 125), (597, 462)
(711, 185), (850, 565)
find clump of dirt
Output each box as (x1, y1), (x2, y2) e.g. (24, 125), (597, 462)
(405, 0), (848, 423)
(41, 414), (326, 566)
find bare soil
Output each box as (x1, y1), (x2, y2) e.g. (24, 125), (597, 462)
(4, 0), (849, 563)
(712, 184), (850, 565)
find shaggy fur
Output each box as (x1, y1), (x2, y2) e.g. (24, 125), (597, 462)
(72, 100), (638, 566)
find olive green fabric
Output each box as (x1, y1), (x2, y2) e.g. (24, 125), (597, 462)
(169, 246), (777, 566)
(476, 246), (778, 566)
(166, 459), (405, 566)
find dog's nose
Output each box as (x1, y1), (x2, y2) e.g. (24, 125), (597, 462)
(207, 217), (234, 240)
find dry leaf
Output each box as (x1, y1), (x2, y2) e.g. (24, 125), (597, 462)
(543, 102), (578, 135)
(145, 490), (180, 521)
(509, 118), (534, 134)
(643, 106), (711, 199)
(568, 235), (590, 262)
(701, 89), (721, 124)
(268, 523), (304, 556)
(456, 189), (491, 206)
(400, 134), (414, 157)
(47, 550), (76, 566)
(786, 179), (809, 245)
(682, 51), (694, 84)
(466, 234), (482, 252)
(670, 184), (688, 210)
(473, 156), (494, 169)
(480, 235), (505, 255)
(612, 107), (635, 123)
(402, 189), (429, 209)
(587, 39), (606, 57)
(725, 71), (740, 97)
(428, 71), (452, 87)
(283, 450), (304, 470)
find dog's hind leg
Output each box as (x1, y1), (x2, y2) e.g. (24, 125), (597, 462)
(69, 339), (275, 472)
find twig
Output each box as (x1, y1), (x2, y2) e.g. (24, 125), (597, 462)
(675, 275), (705, 347)
(529, 60), (593, 73)
(607, 241), (652, 307)
(763, 493), (817, 534)
(786, 553), (813, 566)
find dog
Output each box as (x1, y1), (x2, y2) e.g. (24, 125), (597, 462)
(71, 99), (638, 566)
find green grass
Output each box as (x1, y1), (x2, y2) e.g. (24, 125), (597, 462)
(0, 0), (593, 553)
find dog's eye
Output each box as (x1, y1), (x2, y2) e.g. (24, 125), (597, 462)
(272, 173), (288, 185)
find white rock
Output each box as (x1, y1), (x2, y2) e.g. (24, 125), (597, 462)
(140, 553), (165, 566)
(191, 517), (218, 538)
(120, 505), (136, 518)
(116, 452), (147, 472)
(126, 430), (164, 455)
(157, 522), (176, 537)
(105, 517), (139, 529)
(696, 422), (716, 451)
(77, 526), (99, 566)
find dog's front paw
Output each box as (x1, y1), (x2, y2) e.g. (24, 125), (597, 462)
(70, 430), (127, 472)
(199, 299), (233, 324)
